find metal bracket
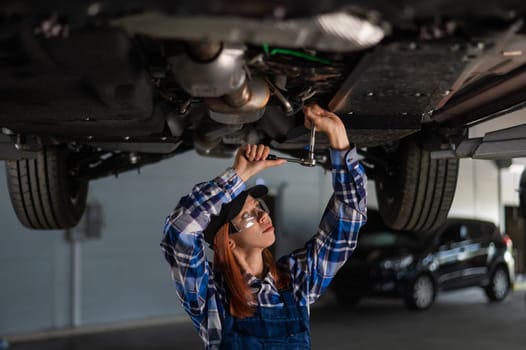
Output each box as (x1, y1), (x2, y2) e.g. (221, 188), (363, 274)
(431, 123), (526, 159)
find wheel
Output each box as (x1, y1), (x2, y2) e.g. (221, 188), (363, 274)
(484, 265), (510, 302)
(404, 274), (436, 311)
(373, 134), (459, 232)
(5, 147), (88, 230)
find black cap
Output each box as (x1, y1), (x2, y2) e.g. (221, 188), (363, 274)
(203, 185), (268, 245)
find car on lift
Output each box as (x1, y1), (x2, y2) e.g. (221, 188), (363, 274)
(1, 1), (526, 231)
(330, 210), (516, 310)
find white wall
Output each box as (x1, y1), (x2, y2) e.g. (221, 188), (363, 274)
(501, 168), (524, 206)
(449, 158), (500, 225)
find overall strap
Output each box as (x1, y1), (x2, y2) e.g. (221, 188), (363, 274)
(279, 288), (302, 320)
(280, 288), (297, 307)
(279, 288), (297, 339)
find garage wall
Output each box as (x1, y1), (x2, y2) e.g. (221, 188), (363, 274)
(0, 150), (335, 335)
(0, 225), (70, 333)
(449, 158), (500, 225)
(501, 166), (525, 206)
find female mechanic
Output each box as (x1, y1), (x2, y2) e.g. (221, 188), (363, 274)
(161, 104), (367, 349)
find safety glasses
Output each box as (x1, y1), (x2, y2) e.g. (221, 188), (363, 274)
(230, 198), (270, 233)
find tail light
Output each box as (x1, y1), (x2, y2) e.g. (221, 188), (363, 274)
(503, 234), (513, 250)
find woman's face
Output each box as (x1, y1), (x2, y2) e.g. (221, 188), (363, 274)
(229, 195), (275, 250)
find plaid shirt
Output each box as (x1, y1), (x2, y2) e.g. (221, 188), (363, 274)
(161, 148), (367, 349)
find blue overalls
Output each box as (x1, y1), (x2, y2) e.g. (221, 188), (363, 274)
(220, 289), (311, 349)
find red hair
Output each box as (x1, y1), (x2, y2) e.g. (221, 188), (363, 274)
(213, 223), (290, 318)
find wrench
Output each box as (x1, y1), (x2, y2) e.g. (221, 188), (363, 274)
(267, 127), (317, 167)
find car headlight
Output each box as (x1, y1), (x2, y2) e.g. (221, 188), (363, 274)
(380, 255), (414, 270)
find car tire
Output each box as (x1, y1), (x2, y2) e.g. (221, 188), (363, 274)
(374, 135), (459, 232)
(484, 265), (510, 302)
(5, 147), (88, 230)
(404, 274), (436, 311)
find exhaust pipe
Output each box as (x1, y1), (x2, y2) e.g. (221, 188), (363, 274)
(168, 41), (269, 124)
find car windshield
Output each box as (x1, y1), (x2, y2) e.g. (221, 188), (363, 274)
(359, 230), (417, 248)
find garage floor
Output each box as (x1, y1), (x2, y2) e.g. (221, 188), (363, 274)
(7, 288), (526, 350)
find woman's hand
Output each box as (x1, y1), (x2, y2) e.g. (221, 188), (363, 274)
(303, 104), (350, 150)
(233, 144), (287, 182)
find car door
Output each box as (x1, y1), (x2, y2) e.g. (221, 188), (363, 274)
(463, 222), (493, 281)
(435, 223), (470, 289)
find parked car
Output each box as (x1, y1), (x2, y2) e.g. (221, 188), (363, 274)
(1, 1), (526, 232)
(331, 210), (515, 310)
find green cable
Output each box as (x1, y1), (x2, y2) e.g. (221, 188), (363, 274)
(262, 44), (332, 65)
(270, 48), (332, 64)
(263, 43), (270, 55)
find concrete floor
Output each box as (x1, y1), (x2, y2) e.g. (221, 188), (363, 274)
(7, 288), (526, 350)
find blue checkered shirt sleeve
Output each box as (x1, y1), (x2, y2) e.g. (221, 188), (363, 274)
(161, 168), (246, 349)
(279, 147), (367, 304)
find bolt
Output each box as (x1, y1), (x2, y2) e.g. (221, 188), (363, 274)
(421, 109), (435, 121)
(124, 136), (130, 141)
(161, 137), (167, 141)
(347, 111), (354, 115)
(443, 90), (452, 96)
(129, 153), (139, 164)
(367, 91), (375, 97)
(87, 136), (93, 140)
(414, 92), (423, 97)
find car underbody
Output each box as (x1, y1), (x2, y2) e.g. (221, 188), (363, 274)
(1, 0), (526, 231)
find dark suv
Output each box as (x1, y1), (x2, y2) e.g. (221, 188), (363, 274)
(331, 211), (515, 310)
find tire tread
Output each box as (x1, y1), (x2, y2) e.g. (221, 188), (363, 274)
(4, 147), (88, 230)
(376, 135), (459, 233)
